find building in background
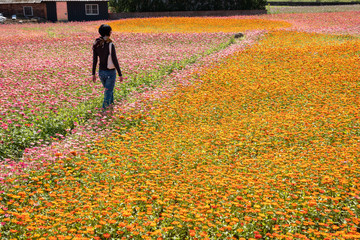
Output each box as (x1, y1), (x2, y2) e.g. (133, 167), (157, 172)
(0, 0), (109, 22)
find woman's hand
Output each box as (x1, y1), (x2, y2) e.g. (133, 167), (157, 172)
(119, 76), (124, 83)
(92, 75), (96, 83)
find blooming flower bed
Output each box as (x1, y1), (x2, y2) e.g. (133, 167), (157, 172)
(262, 11), (360, 35)
(109, 17), (291, 33)
(0, 17), (286, 179)
(1, 13), (360, 239)
(0, 22), (238, 160)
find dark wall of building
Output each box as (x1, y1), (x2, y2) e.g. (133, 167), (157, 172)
(67, 1), (108, 21)
(0, 1), (109, 21)
(46, 2), (57, 22)
(0, 3), (46, 18)
(0, 4), (14, 17)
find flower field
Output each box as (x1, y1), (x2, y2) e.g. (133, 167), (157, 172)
(0, 22), (239, 160)
(1, 11), (360, 240)
(109, 18), (291, 33)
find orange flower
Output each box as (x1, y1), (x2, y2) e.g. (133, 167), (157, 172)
(103, 233), (111, 238)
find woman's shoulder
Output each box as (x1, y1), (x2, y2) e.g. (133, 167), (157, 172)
(93, 38), (105, 49)
(94, 37), (103, 43)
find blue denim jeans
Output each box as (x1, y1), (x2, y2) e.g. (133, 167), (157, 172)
(99, 69), (116, 110)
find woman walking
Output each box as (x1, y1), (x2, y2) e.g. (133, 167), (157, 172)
(92, 24), (123, 113)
